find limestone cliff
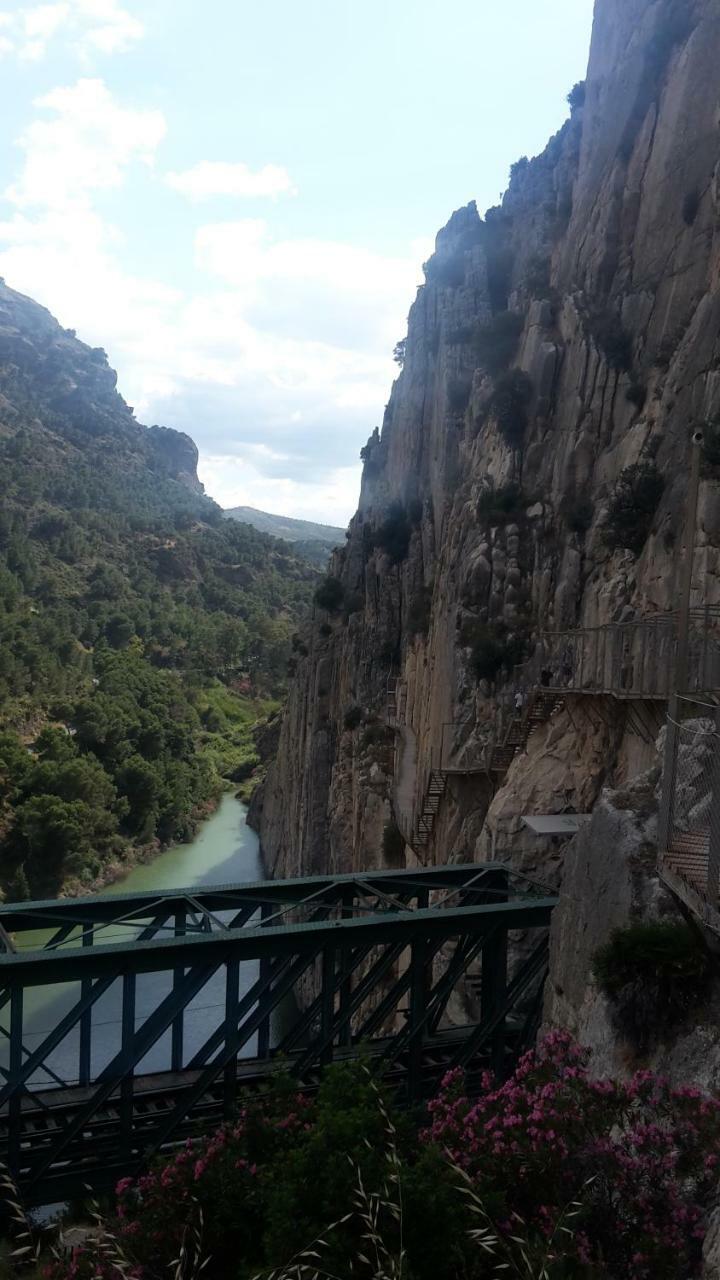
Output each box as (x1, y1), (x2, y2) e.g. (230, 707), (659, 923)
(256, 0), (720, 907)
(0, 278), (203, 491)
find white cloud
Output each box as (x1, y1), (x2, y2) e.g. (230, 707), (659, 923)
(7, 78), (166, 211)
(166, 161), (296, 203)
(199, 453), (358, 528)
(0, 0), (142, 60)
(0, 81), (428, 525)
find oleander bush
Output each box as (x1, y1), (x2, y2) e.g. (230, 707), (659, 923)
(43, 1035), (720, 1280)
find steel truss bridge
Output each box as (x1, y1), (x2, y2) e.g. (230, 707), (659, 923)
(0, 865), (556, 1206)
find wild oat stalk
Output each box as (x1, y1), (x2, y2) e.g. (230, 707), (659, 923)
(0, 1162), (42, 1272)
(457, 1166), (593, 1279)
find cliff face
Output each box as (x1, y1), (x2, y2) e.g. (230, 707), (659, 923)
(256, 0), (720, 906)
(0, 279), (202, 490)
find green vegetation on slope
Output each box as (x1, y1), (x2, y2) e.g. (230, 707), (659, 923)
(0, 281), (316, 897)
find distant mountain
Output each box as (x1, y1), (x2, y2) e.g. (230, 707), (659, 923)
(225, 506), (346, 566)
(0, 278), (317, 898)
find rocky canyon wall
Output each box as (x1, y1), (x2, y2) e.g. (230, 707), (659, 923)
(253, 0), (720, 994)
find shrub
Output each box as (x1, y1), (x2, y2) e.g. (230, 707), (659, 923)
(474, 310), (524, 376)
(447, 376), (472, 415)
(562, 495), (594, 535)
(603, 461), (665, 554)
(593, 921), (711, 1053)
(407, 584), (432, 637)
(654, 330), (681, 369)
(343, 705), (363, 731)
(524, 252), (551, 298)
(425, 251), (466, 289)
(360, 720), (393, 751)
(461, 619), (527, 683)
(485, 245), (515, 311)
(683, 187), (701, 226)
(40, 1037), (720, 1280)
(509, 155), (529, 182)
(382, 820), (405, 866)
(626, 381), (647, 411)
(291, 634), (309, 656)
(567, 80), (586, 111)
(477, 482), (524, 525)
(314, 575), (345, 612)
(588, 310), (633, 371)
(490, 369), (534, 448)
(372, 502), (412, 564)
(426, 1030), (720, 1279)
(393, 338), (406, 366)
(318, 622), (332, 637)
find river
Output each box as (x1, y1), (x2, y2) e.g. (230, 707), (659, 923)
(7, 793), (267, 1088)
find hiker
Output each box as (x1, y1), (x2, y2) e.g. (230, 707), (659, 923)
(540, 667), (552, 688)
(514, 691), (524, 715)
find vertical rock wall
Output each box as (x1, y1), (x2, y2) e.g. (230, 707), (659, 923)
(255, 0), (720, 898)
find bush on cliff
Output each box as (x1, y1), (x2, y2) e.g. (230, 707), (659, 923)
(44, 1035), (720, 1280)
(593, 920), (711, 1053)
(314, 575), (345, 612)
(490, 369), (534, 449)
(603, 461), (665, 554)
(371, 503), (412, 565)
(474, 310), (524, 376)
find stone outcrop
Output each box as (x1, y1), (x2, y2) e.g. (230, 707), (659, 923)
(0, 278), (202, 490)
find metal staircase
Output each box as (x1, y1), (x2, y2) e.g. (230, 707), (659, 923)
(490, 688), (564, 773)
(415, 769), (449, 852)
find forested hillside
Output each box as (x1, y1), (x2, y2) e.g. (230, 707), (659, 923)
(0, 279), (316, 898)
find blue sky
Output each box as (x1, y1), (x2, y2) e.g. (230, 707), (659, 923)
(0, 0), (595, 524)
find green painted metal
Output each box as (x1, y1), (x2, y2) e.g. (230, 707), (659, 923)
(0, 864), (557, 1206)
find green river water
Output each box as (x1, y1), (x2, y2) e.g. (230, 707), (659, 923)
(4, 793), (268, 1087)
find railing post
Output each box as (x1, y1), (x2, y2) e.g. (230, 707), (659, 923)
(658, 694), (680, 853)
(171, 908), (185, 1073)
(320, 946), (335, 1066)
(8, 985), (22, 1174)
(223, 955), (240, 1117)
(257, 902), (272, 1061)
(338, 889), (354, 1049)
(408, 933), (429, 1101)
(481, 870), (508, 1080)
(79, 922), (92, 1087)
(481, 928), (508, 1082)
(120, 972), (136, 1159)
(707, 707), (720, 902)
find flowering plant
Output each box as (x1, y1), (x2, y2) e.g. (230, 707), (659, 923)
(424, 1030), (720, 1278)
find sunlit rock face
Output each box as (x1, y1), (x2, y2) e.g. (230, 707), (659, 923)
(257, 0), (720, 961)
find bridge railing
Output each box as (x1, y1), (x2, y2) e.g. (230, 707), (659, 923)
(0, 867), (557, 1205)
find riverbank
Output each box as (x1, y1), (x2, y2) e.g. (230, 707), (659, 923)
(59, 789), (263, 899)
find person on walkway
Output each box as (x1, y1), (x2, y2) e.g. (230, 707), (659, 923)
(514, 691), (524, 715)
(540, 668), (552, 688)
